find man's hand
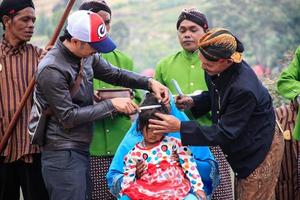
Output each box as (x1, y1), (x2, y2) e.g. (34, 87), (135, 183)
(94, 90), (102, 102)
(148, 113), (181, 134)
(148, 79), (170, 105)
(110, 98), (138, 114)
(136, 160), (147, 179)
(171, 151), (179, 164)
(39, 45), (53, 61)
(175, 95), (194, 110)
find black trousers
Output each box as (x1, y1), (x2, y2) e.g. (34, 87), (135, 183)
(0, 154), (49, 200)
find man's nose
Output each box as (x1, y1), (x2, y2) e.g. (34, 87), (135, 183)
(28, 20), (35, 28)
(183, 32), (191, 38)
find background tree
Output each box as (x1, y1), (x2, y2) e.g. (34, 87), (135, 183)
(29, 0), (300, 72)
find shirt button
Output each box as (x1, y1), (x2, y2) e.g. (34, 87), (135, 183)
(107, 151), (111, 155)
(102, 86), (106, 88)
(190, 82), (194, 86)
(191, 65), (195, 69)
(106, 129), (110, 133)
(235, 173), (238, 176)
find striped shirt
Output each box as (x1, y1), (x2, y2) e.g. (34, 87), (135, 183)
(0, 37), (43, 163)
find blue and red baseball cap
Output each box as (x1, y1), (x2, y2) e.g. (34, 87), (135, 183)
(66, 10), (116, 53)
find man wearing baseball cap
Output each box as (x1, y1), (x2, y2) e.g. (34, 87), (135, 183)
(35, 10), (169, 200)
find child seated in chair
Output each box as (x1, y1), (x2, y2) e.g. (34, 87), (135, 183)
(120, 93), (206, 200)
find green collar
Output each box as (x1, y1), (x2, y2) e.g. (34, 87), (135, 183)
(182, 49), (199, 62)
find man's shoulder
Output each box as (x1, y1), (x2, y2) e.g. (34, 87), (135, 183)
(156, 51), (183, 67)
(103, 49), (133, 63)
(37, 48), (66, 77)
(24, 43), (43, 55)
(296, 46), (300, 56)
(231, 61), (268, 98)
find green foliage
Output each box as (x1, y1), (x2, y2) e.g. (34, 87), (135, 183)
(207, 0), (300, 68)
(261, 50), (294, 107)
(110, 21), (130, 50)
(30, 0), (300, 72)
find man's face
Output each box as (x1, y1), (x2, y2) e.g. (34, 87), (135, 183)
(4, 7), (36, 43)
(96, 10), (111, 32)
(198, 52), (232, 76)
(177, 20), (205, 52)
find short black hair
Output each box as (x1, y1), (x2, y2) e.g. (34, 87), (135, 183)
(79, 0), (111, 15)
(60, 29), (73, 41)
(137, 93), (170, 131)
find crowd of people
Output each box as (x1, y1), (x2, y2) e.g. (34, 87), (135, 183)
(0, 0), (299, 200)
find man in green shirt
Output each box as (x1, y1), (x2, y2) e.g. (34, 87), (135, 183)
(79, 1), (141, 199)
(277, 46), (300, 199)
(277, 46), (300, 140)
(154, 8), (233, 199)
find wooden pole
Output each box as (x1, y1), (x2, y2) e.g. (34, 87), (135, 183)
(0, 0), (76, 154)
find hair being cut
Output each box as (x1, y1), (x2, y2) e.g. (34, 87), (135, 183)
(137, 93), (169, 132)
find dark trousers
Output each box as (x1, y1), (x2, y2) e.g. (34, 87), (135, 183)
(0, 154), (49, 200)
(41, 150), (90, 200)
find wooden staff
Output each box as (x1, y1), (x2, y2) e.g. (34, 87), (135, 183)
(0, 0), (76, 154)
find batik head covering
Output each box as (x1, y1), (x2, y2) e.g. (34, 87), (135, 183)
(198, 28), (244, 63)
(0, 0), (35, 23)
(176, 8), (208, 31)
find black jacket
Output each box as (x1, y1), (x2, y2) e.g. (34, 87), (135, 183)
(35, 39), (149, 152)
(180, 61), (275, 178)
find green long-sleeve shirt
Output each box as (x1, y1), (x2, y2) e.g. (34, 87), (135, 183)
(90, 50), (141, 156)
(155, 49), (211, 126)
(277, 46), (300, 140)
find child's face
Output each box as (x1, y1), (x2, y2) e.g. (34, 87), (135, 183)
(142, 127), (164, 146)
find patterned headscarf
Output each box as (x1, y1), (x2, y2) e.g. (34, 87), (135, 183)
(0, 0), (35, 23)
(198, 28), (244, 63)
(176, 8), (208, 31)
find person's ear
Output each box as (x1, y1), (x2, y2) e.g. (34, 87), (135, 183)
(2, 15), (11, 28)
(227, 58), (234, 65)
(71, 38), (79, 44)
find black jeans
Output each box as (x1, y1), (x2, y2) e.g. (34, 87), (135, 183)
(42, 150), (90, 200)
(0, 154), (49, 200)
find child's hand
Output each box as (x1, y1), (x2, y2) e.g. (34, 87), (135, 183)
(136, 160), (147, 179)
(171, 151), (179, 164)
(195, 190), (206, 200)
